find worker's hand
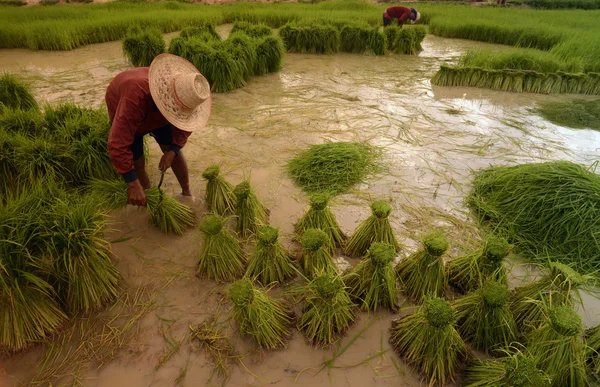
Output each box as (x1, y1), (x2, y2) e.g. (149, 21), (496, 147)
(127, 179), (146, 206)
(158, 150), (176, 172)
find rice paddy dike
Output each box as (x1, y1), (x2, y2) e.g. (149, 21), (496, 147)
(2, 13), (600, 387)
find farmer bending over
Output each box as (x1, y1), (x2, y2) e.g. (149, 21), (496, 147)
(383, 6), (421, 27)
(106, 53), (212, 206)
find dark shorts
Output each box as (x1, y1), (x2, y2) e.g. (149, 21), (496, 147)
(130, 124), (173, 161)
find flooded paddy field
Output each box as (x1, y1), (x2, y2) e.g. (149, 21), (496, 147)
(1, 26), (599, 387)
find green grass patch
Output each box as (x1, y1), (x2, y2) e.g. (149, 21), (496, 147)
(512, 0), (600, 9)
(535, 98), (600, 130)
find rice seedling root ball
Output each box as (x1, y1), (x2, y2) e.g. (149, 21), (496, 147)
(300, 228), (335, 278)
(202, 165), (235, 215)
(198, 215), (246, 281)
(345, 200), (399, 257)
(0, 73), (38, 111)
(295, 193), (345, 252)
(234, 181), (269, 238)
(245, 225), (296, 286)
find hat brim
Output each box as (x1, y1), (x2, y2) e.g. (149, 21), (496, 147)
(149, 53), (212, 133)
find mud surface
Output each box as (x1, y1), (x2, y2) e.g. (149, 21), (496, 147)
(1, 27), (600, 387)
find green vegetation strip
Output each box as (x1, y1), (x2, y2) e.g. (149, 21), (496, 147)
(535, 98), (600, 130)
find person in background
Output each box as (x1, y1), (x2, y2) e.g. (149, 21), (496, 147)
(382, 6), (421, 27)
(105, 53), (212, 206)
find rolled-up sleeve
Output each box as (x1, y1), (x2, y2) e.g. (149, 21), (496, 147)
(108, 94), (145, 182)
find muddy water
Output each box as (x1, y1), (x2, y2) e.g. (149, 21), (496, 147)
(2, 28), (600, 387)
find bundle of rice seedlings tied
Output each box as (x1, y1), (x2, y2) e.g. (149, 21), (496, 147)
(203, 43), (245, 93)
(145, 187), (195, 235)
(197, 215), (245, 282)
(202, 165), (235, 215)
(295, 193), (345, 252)
(300, 228), (335, 278)
(180, 24), (221, 41)
(254, 35), (285, 75)
(586, 324), (600, 376)
(526, 305), (589, 386)
(299, 271), (356, 346)
(393, 28), (418, 55)
(223, 32), (257, 81)
(446, 233), (510, 293)
(234, 180), (268, 238)
(230, 21), (272, 39)
(344, 200), (399, 257)
(339, 24), (385, 56)
(279, 23), (340, 55)
(464, 349), (551, 387)
(389, 297), (468, 386)
(245, 226), (296, 286)
(452, 281), (517, 354)
(122, 26), (165, 67)
(229, 278), (293, 349)
(396, 231), (448, 303)
(511, 261), (588, 331)
(0, 73), (38, 111)
(343, 242), (397, 311)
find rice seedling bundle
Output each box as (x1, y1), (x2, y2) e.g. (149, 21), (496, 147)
(13, 135), (72, 184)
(254, 35), (284, 75)
(167, 36), (186, 57)
(464, 350), (551, 387)
(339, 24), (385, 56)
(384, 25), (400, 51)
(535, 98), (600, 130)
(287, 141), (380, 196)
(389, 297), (468, 386)
(468, 161), (600, 273)
(587, 324), (600, 376)
(231, 21), (272, 38)
(511, 261), (588, 331)
(202, 44), (245, 93)
(234, 180), (268, 238)
(198, 215), (246, 281)
(295, 193), (345, 252)
(223, 32), (257, 80)
(526, 305), (589, 386)
(0, 107), (45, 138)
(396, 231), (448, 303)
(343, 242), (398, 311)
(202, 165), (235, 215)
(392, 27), (426, 55)
(0, 73), (38, 111)
(245, 225), (295, 286)
(278, 23), (340, 54)
(180, 24), (220, 41)
(452, 281), (517, 353)
(0, 129), (18, 195)
(299, 271), (356, 346)
(300, 228), (335, 278)
(446, 234), (510, 293)
(345, 200), (399, 257)
(229, 278), (293, 349)
(145, 187), (195, 235)
(122, 27), (165, 67)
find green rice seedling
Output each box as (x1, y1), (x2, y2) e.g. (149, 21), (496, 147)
(180, 24), (220, 41)
(180, 37), (214, 74)
(145, 187), (195, 235)
(245, 226), (295, 286)
(459, 48), (584, 74)
(413, 26), (427, 51)
(339, 24), (385, 55)
(0, 73), (38, 111)
(389, 297), (468, 386)
(230, 21), (271, 38)
(295, 193), (345, 252)
(384, 25), (399, 51)
(223, 32), (257, 81)
(393, 28), (419, 55)
(511, 261), (588, 331)
(452, 281), (517, 354)
(586, 324), (600, 376)
(0, 106), (46, 137)
(345, 200), (399, 257)
(203, 44), (245, 93)
(287, 141), (380, 195)
(396, 231), (448, 304)
(535, 98), (600, 130)
(468, 161), (600, 274)
(464, 349), (551, 387)
(189, 316), (236, 383)
(122, 27), (165, 67)
(234, 180), (268, 238)
(278, 23), (340, 54)
(343, 242), (397, 311)
(299, 271), (356, 346)
(300, 228), (335, 278)
(43, 102), (92, 132)
(69, 124), (116, 183)
(13, 135), (72, 184)
(446, 234), (510, 293)
(88, 178), (128, 210)
(198, 215), (246, 282)
(167, 36), (186, 57)
(229, 278), (293, 349)
(202, 165), (235, 215)
(0, 129), (18, 195)
(254, 35), (284, 75)
(526, 305), (589, 387)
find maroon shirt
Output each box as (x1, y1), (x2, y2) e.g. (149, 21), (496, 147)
(105, 67), (191, 178)
(384, 6), (413, 25)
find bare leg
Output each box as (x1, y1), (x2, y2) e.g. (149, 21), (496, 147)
(159, 145), (191, 196)
(134, 156), (151, 189)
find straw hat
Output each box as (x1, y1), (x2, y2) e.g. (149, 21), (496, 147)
(410, 8), (421, 24)
(148, 53), (212, 132)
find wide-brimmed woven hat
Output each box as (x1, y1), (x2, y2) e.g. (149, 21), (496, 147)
(149, 53), (212, 132)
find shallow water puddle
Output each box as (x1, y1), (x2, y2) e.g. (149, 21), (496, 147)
(1, 30), (600, 386)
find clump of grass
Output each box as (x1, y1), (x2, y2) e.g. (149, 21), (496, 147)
(526, 305), (589, 386)
(446, 234), (510, 293)
(279, 23), (340, 54)
(586, 324), (600, 376)
(389, 297), (468, 386)
(343, 242), (397, 311)
(245, 225), (296, 286)
(339, 24), (385, 55)
(202, 165), (235, 215)
(396, 231), (448, 303)
(535, 98), (600, 130)
(197, 215), (246, 282)
(145, 187), (195, 235)
(122, 27), (165, 67)
(234, 181), (268, 238)
(464, 349), (551, 387)
(229, 279), (293, 349)
(299, 271), (356, 346)
(295, 193), (345, 253)
(190, 316), (237, 384)
(344, 200), (399, 257)
(300, 228), (335, 278)
(0, 73), (38, 111)
(468, 161), (600, 274)
(511, 261), (588, 331)
(231, 21), (272, 38)
(180, 24), (220, 41)
(254, 35), (285, 75)
(452, 281), (517, 354)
